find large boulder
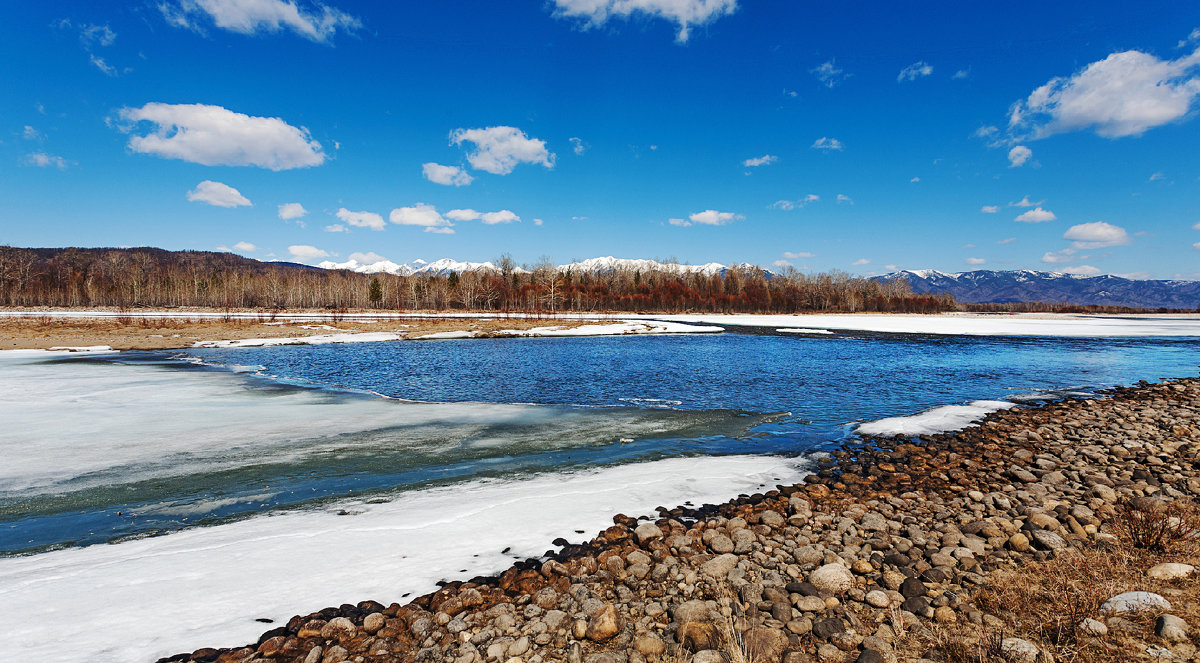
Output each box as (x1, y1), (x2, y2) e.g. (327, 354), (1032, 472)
(808, 564), (855, 593)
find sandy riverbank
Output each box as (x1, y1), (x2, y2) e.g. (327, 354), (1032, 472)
(155, 377), (1200, 663)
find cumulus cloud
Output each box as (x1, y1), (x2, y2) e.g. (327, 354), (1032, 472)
(771, 195), (818, 211)
(90, 54), (118, 76)
(897, 61), (933, 82)
(288, 244), (329, 261)
(836, 194), (854, 204)
(1041, 249), (1076, 263)
(187, 180), (251, 207)
(910, 176), (920, 183)
(965, 257), (986, 265)
(1008, 38), (1200, 139)
(117, 103), (326, 170)
(278, 202), (307, 220)
(1193, 221), (1200, 230)
(1149, 171), (1166, 181)
(782, 251), (814, 259)
(335, 207), (385, 231)
(851, 258), (871, 266)
(549, 0), (737, 43)
(1008, 145), (1032, 167)
(772, 260), (794, 269)
(349, 251), (387, 263)
(569, 137), (586, 155)
(422, 162), (473, 186)
(981, 205), (999, 213)
(811, 60), (848, 88)
(1195, 241), (1200, 251)
(996, 237), (1016, 244)
(233, 241), (256, 251)
(388, 203), (457, 233)
(743, 154), (778, 167)
(811, 137), (844, 151)
(1061, 265), (1101, 276)
(323, 224), (347, 233)
(22, 126), (41, 141)
(444, 208), (521, 224)
(25, 152), (68, 169)
(952, 69), (970, 80)
(161, 0), (360, 43)
(1010, 195), (1042, 208)
(449, 126), (554, 175)
(1063, 221), (1131, 249)
(1015, 207), (1056, 223)
(670, 209), (743, 227)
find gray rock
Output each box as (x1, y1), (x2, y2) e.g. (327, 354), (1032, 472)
(708, 533), (735, 554)
(1000, 637), (1041, 663)
(700, 553), (740, 579)
(1100, 591), (1172, 615)
(1157, 614), (1190, 642)
(1029, 529), (1068, 550)
(634, 522), (663, 545)
(690, 651), (723, 663)
(1077, 618), (1108, 636)
(809, 563), (855, 593)
(673, 599), (714, 624)
(865, 590), (890, 608)
(760, 510), (786, 527)
(794, 595), (826, 612)
(1149, 563), (1195, 581)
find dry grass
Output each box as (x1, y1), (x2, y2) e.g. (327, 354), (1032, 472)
(1111, 499), (1200, 553)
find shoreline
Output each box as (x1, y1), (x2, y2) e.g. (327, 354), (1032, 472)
(156, 376), (1200, 663)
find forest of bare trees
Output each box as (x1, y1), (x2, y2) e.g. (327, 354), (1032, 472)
(0, 246), (957, 313)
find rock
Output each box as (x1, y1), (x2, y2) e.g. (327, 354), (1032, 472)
(690, 651), (724, 663)
(586, 604), (622, 641)
(794, 546), (824, 566)
(865, 590), (890, 608)
(899, 577), (926, 599)
(673, 600), (714, 624)
(812, 617), (846, 640)
(701, 553), (740, 579)
(1077, 618), (1108, 636)
(677, 622), (720, 651)
(1029, 529), (1068, 550)
(1149, 563), (1195, 581)
(1007, 532), (1032, 552)
(743, 626), (790, 662)
(1157, 614), (1190, 642)
(1100, 592), (1172, 615)
(362, 612), (385, 634)
(786, 618), (812, 635)
(760, 510), (786, 527)
(1000, 637), (1041, 663)
(708, 533), (735, 554)
(320, 617), (356, 641)
(852, 559), (874, 574)
(508, 636), (531, 657)
(795, 595), (826, 612)
(809, 564), (855, 593)
(934, 606), (957, 623)
(856, 650), (884, 663)
(635, 522), (664, 545)
(585, 654), (625, 663)
(634, 633), (666, 656)
(732, 528), (756, 554)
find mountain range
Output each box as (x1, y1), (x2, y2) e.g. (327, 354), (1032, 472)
(881, 269), (1200, 309)
(316, 256), (761, 278)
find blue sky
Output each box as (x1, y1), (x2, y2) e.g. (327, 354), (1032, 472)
(3, 1), (1199, 279)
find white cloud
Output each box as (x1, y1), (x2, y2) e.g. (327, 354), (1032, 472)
(323, 224), (347, 233)
(965, 257), (986, 265)
(117, 103), (326, 170)
(335, 208), (385, 231)
(671, 209), (743, 227)
(1148, 171), (1165, 181)
(897, 61), (933, 82)
(1061, 265), (1101, 276)
(973, 125), (999, 139)
(1009, 39), (1200, 139)
(288, 244), (329, 262)
(743, 154), (778, 167)
(78, 23), (117, 48)
(771, 195), (818, 211)
(1041, 249), (1076, 263)
(533, 218), (544, 226)
(996, 237), (1016, 245)
(422, 162), (473, 186)
(444, 209), (521, 224)
(910, 176), (920, 183)
(1014, 207), (1056, 223)
(1010, 195), (1042, 208)
(1194, 241), (1200, 251)
(449, 126), (554, 175)
(233, 241), (256, 252)
(389, 203), (455, 233)
(549, 0), (737, 43)
(962, 243), (976, 249)
(1193, 221), (1200, 230)
(569, 137), (585, 155)
(161, 0), (360, 43)
(981, 205), (999, 213)
(782, 251), (814, 259)
(25, 152), (68, 169)
(811, 137), (844, 151)
(278, 202), (307, 220)
(851, 258), (871, 266)
(811, 60), (847, 88)
(772, 259), (794, 269)
(1063, 221), (1131, 248)
(836, 194), (853, 204)
(1007, 145), (1032, 167)
(349, 252), (386, 263)
(22, 126), (41, 141)
(952, 69), (969, 80)
(89, 54), (118, 76)
(186, 180), (251, 207)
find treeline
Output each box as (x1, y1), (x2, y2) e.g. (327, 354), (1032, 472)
(963, 301), (1195, 314)
(0, 246), (956, 313)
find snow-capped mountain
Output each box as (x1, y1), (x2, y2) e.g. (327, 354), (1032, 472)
(882, 269), (1200, 309)
(318, 256), (771, 278)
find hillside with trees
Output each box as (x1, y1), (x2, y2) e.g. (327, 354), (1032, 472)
(0, 246), (954, 313)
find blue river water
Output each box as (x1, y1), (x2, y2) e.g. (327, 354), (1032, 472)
(2, 328), (1197, 555)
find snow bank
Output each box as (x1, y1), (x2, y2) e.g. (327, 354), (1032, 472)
(856, 400), (1015, 437)
(500, 321), (722, 337)
(193, 331), (404, 348)
(777, 328), (834, 335)
(0, 454), (808, 663)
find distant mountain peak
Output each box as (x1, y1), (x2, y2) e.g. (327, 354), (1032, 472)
(318, 256), (774, 279)
(883, 268), (1198, 309)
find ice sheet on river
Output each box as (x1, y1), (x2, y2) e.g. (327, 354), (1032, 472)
(0, 454), (807, 663)
(857, 400), (1016, 437)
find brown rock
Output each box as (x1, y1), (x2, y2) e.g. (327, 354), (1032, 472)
(257, 636), (285, 658)
(585, 604), (622, 641)
(743, 626), (790, 662)
(677, 621), (720, 651)
(297, 620), (326, 639)
(634, 633), (667, 656)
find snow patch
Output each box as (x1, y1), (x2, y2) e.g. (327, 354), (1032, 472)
(857, 400), (1015, 437)
(777, 328), (834, 335)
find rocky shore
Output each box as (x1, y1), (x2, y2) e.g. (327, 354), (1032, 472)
(160, 377), (1200, 663)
